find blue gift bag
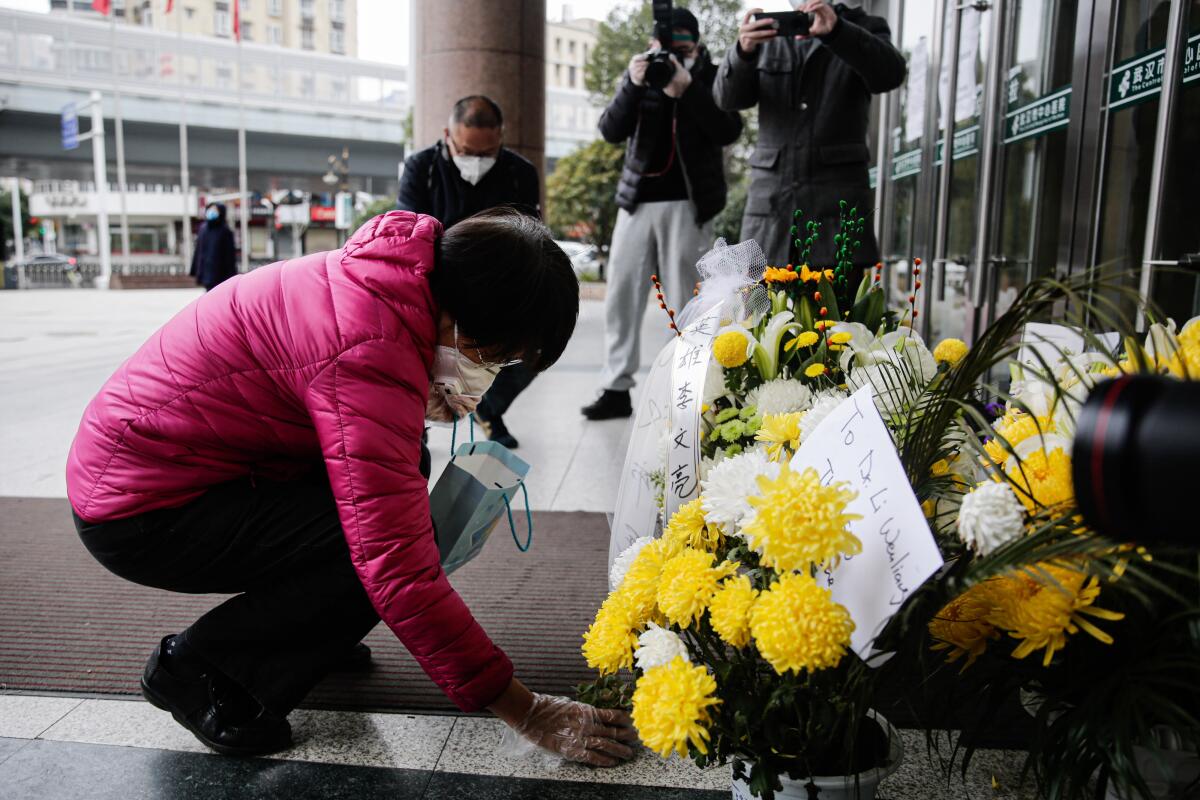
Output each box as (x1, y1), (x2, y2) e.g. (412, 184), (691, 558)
(429, 439), (531, 575)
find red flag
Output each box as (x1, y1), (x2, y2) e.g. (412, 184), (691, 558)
(91, 0), (112, 13)
(165, 0), (174, 12)
(233, 0), (240, 41)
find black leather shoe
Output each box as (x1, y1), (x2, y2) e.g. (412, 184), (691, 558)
(141, 635), (291, 757)
(582, 390), (632, 420)
(331, 642), (373, 672)
(475, 410), (519, 449)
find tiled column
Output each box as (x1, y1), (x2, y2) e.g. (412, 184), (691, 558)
(413, 0), (546, 184)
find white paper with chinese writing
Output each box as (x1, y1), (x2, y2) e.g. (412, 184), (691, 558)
(609, 339), (676, 572)
(665, 304), (723, 523)
(791, 386), (943, 661)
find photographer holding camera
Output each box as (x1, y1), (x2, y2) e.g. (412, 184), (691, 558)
(714, 1), (905, 269)
(582, 6), (743, 421)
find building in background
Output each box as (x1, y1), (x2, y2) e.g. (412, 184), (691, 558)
(3, 2), (400, 269)
(545, 8), (599, 171)
(51, 0), (358, 56)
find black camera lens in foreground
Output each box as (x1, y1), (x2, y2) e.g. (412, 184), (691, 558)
(645, 51), (675, 89)
(1072, 375), (1200, 544)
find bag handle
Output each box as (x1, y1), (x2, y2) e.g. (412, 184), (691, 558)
(449, 413), (478, 458)
(501, 481), (533, 552)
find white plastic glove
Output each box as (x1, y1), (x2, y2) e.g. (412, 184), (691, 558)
(499, 693), (639, 767)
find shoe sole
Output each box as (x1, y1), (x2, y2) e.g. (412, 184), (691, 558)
(582, 410), (632, 420)
(141, 677), (291, 758)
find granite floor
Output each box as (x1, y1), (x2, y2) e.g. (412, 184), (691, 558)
(0, 694), (1038, 799)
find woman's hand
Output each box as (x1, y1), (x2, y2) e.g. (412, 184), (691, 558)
(510, 693), (639, 766)
(490, 679), (637, 767)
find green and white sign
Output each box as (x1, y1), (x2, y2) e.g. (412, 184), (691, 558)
(888, 125), (981, 181)
(1003, 86), (1071, 144)
(891, 148), (922, 181)
(1108, 33), (1200, 110)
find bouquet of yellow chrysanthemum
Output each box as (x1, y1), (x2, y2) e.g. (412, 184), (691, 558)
(588, 460), (905, 798)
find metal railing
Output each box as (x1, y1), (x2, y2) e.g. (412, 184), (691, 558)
(0, 7), (408, 121)
(2, 256), (289, 289)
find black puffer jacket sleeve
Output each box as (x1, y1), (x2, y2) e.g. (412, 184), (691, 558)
(598, 75), (645, 144)
(820, 7), (906, 94)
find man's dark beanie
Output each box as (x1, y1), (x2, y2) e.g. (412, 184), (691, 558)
(671, 8), (700, 41)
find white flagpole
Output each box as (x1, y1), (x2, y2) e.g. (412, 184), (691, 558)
(236, 13), (249, 273)
(110, 10), (131, 276)
(175, 0), (192, 272)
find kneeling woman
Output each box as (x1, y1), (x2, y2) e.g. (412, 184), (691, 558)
(67, 209), (636, 765)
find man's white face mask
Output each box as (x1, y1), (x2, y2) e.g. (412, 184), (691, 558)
(683, 56), (696, 70)
(425, 323), (505, 423)
(452, 154), (497, 186)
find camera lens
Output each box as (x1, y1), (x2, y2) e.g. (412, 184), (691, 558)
(645, 52), (674, 90)
(1072, 375), (1200, 544)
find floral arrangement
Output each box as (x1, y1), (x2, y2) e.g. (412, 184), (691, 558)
(901, 294), (1200, 800)
(588, 210), (952, 798)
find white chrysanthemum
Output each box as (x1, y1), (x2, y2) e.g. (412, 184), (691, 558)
(700, 449), (781, 531)
(633, 622), (691, 671)
(698, 453), (722, 484)
(798, 389), (847, 442)
(609, 536), (653, 592)
(957, 483), (1025, 556)
(745, 378), (813, 415)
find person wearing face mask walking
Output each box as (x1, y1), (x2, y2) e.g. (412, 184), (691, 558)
(581, 8), (743, 421)
(190, 202), (237, 291)
(66, 209), (638, 765)
(713, 1), (905, 270)
(398, 95), (541, 449)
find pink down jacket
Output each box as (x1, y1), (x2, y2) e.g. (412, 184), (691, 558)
(67, 211), (513, 711)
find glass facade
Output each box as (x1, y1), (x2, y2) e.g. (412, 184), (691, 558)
(871, 0), (1200, 341)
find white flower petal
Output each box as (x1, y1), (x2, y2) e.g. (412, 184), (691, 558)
(958, 482), (1026, 556)
(700, 449), (780, 531)
(634, 623), (690, 671)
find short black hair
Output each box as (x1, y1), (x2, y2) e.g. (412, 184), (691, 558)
(450, 95), (504, 129)
(431, 208), (578, 372)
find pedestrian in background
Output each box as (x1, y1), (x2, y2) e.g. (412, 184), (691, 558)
(398, 95), (540, 449)
(714, 1), (904, 270)
(582, 8), (742, 421)
(190, 202), (237, 292)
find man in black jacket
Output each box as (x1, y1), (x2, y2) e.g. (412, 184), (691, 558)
(398, 95), (539, 448)
(714, 2), (904, 269)
(582, 8), (743, 421)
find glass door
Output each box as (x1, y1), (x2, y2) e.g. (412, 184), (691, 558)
(927, 3), (993, 344)
(1092, 0), (1200, 324)
(881, 0), (939, 314)
(987, 0), (1079, 324)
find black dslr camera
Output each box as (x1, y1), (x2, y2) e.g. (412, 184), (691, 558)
(644, 0), (676, 90)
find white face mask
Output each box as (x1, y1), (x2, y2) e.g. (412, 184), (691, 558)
(452, 154), (497, 186)
(683, 56), (696, 70)
(425, 324), (502, 423)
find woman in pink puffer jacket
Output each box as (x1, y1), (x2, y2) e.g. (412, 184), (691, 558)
(67, 209), (636, 763)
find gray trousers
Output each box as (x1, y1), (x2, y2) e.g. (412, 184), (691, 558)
(600, 201), (713, 392)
